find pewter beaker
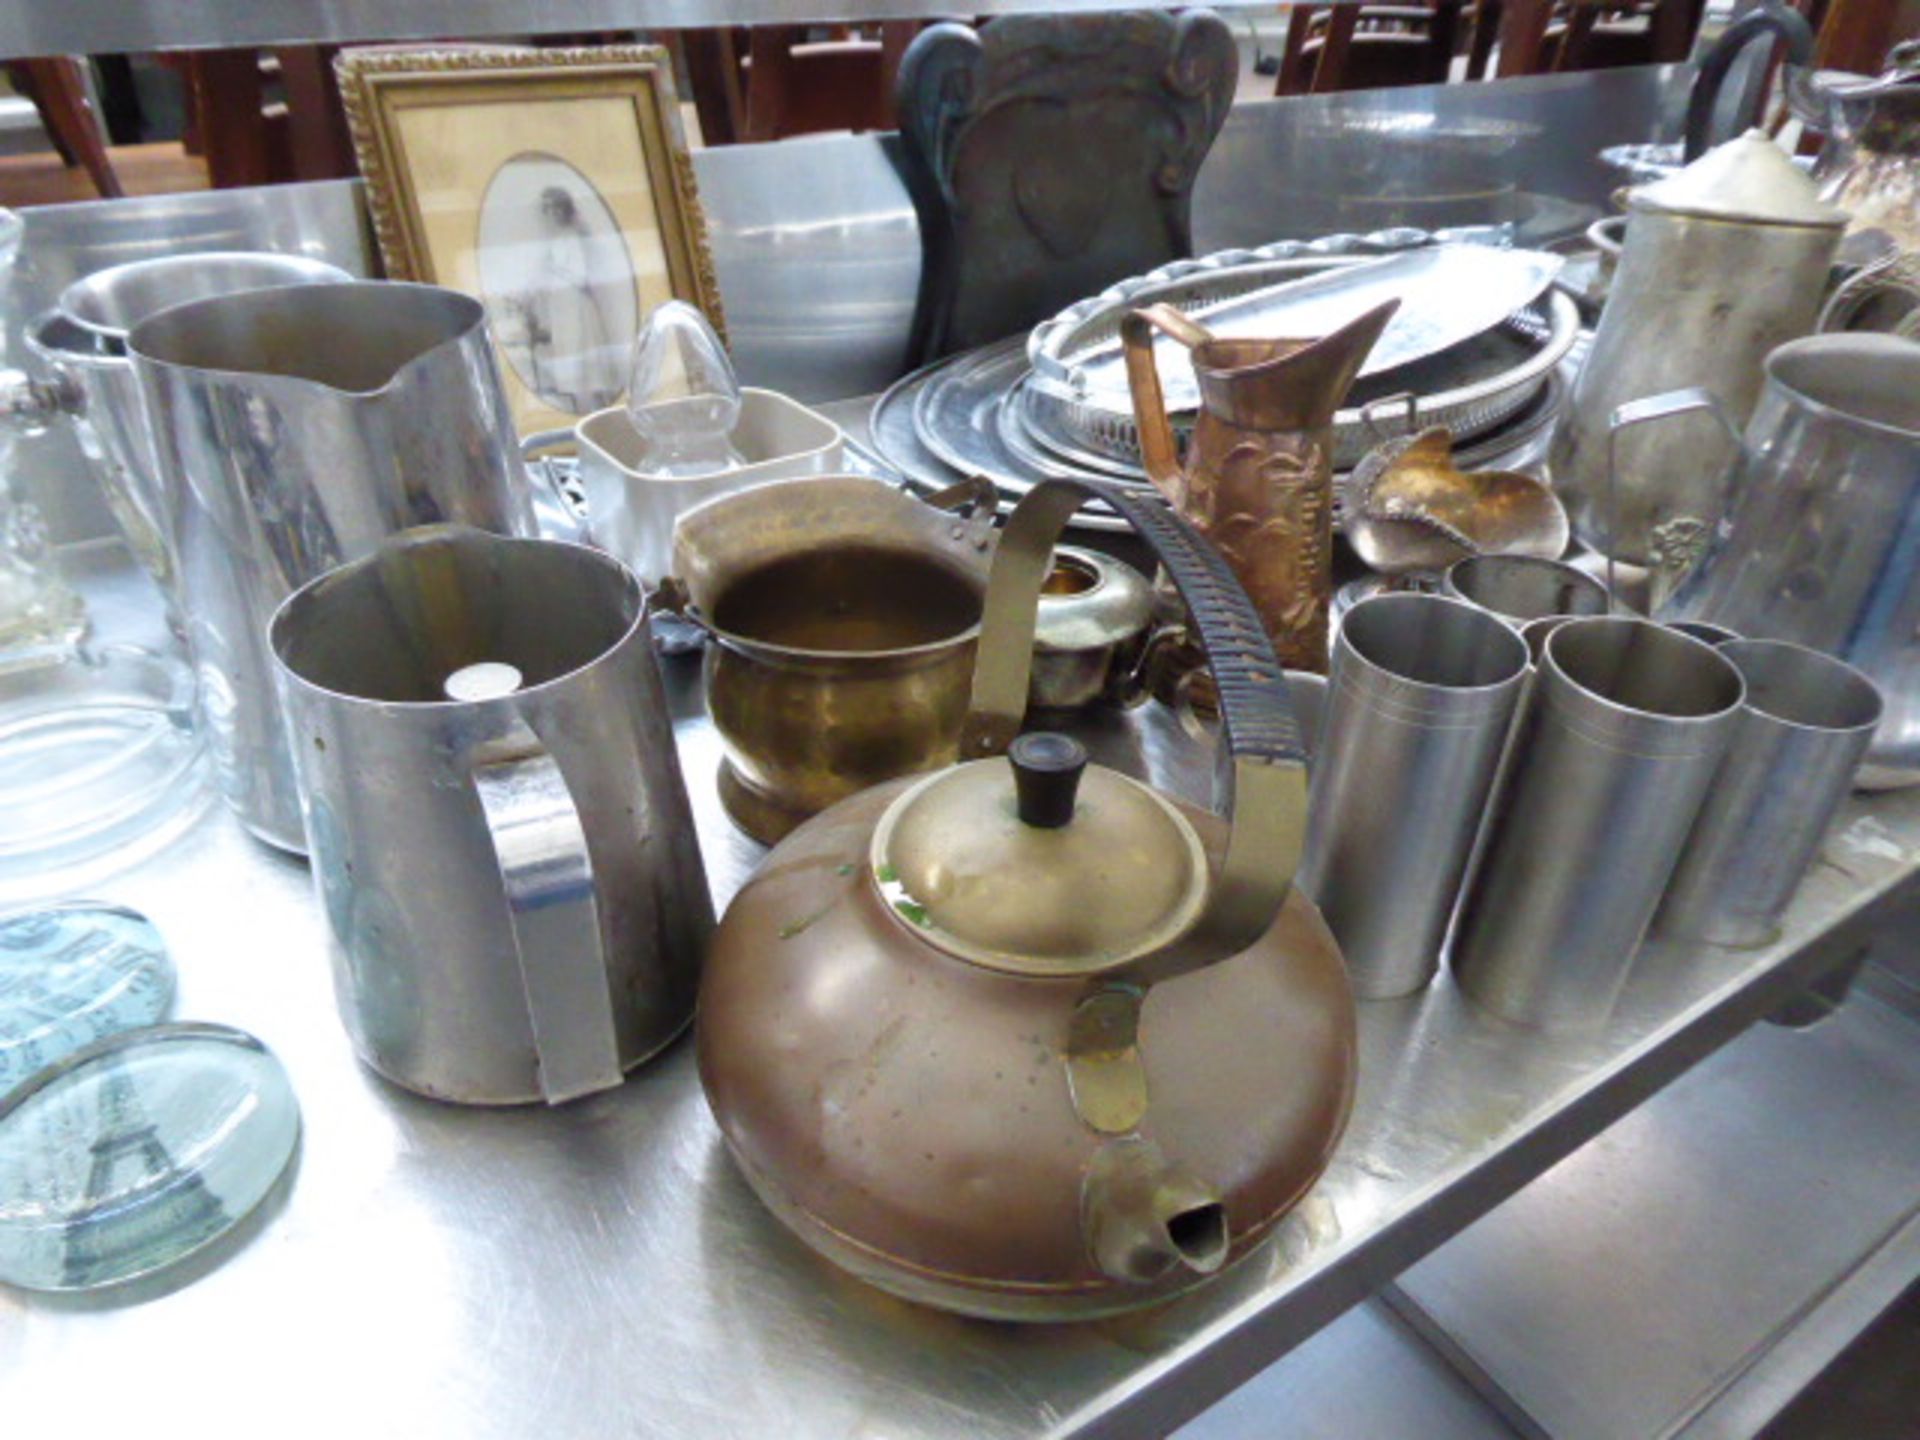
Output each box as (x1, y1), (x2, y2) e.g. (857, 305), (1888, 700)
(1654, 640), (1883, 947)
(1300, 593), (1529, 999)
(270, 527), (711, 1105)
(1657, 334), (1920, 785)
(1443, 554), (1611, 624)
(1451, 618), (1744, 1028)
(129, 281), (533, 850)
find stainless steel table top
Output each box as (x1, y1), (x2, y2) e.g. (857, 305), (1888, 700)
(8, 541), (1919, 1439)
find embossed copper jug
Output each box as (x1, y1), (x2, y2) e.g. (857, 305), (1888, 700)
(1122, 300), (1396, 670)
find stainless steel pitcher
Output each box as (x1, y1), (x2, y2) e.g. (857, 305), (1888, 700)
(1, 252), (352, 604)
(270, 526), (711, 1104)
(1550, 132), (1847, 564)
(1656, 333), (1920, 786)
(129, 281), (534, 850)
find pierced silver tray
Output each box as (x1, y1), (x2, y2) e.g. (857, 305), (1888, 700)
(1029, 243), (1565, 416)
(1030, 287), (1579, 473)
(1020, 234), (1580, 472)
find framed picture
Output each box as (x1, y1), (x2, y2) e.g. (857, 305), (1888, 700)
(337, 44), (726, 436)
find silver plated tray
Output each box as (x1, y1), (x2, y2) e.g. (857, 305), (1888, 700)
(1027, 287), (1581, 472)
(872, 336), (1572, 533)
(1030, 243), (1565, 415)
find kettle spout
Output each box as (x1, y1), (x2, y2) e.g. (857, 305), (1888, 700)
(1083, 1138), (1230, 1284)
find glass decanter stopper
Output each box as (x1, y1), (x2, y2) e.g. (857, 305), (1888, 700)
(624, 300), (744, 477)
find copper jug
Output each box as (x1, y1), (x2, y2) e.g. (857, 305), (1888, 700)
(1122, 300), (1396, 670)
(699, 475), (1355, 1321)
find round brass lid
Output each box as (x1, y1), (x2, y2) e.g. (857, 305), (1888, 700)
(869, 734), (1208, 976)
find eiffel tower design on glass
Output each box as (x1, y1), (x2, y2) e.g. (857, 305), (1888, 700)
(60, 1052), (229, 1289)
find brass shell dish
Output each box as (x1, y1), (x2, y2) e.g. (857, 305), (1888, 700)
(1346, 426), (1570, 575)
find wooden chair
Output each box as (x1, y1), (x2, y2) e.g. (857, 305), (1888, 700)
(5, 57), (122, 198)
(674, 23), (917, 145)
(173, 46), (356, 188)
(1276, 3), (1462, 95)
(1494, 0), (1702, 75)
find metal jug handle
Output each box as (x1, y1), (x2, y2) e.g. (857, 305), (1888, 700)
(470, 744), (624, 1105)
(1682, 0), (1815, 161)
(518, 426), (586, 532)
(960, 476), (1306, 987)
(1121, 305), (1210, 501)
(1359, 392), (1419, 446)
(0, 316), (87, 434)
(1607, 388), (1743, 611)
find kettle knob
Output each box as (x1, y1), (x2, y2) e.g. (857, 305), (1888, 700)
(1010, 732), (1087, 829)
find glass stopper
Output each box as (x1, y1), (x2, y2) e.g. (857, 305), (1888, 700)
(623, 300), (743, 477)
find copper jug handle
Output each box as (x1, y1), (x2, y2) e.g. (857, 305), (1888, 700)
(960, 476), (1306, 985)
(1120, 304), (1212, 500)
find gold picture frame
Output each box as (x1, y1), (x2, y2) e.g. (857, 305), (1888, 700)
(337, 44), (726, 436)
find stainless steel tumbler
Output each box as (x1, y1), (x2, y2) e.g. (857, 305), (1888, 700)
(1298, 593), (1530, 999)
(270, 526), (712, 1105)
(1444, 554), (1612, 624)
(1451, 617), (1744, 1027)
(1655, 640), (1883, 947)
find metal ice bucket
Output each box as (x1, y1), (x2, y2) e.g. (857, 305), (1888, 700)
(128, 281), (534, 850)
(3, 252), (352, 604)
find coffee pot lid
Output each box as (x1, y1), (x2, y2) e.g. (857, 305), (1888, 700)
(1632, 129), (1847, 228)
(869, 734), (1209, 977)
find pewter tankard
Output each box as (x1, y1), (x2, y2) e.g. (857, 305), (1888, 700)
(271, 527), (711, 1104)
(1658, 333), (1920, 786)
(129, 281), (533, 850)
(1550, 132), (1846, 564)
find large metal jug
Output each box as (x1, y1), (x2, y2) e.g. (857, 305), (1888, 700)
(1650, 333), (1920, 785)
(128, 281), (534, 851)
(270, 526), (711, 1105)
(1551, 132), (1847, 564)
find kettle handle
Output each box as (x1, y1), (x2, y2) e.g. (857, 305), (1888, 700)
(961, 476), (1307, 985)
(1682, 0), (1814, 162)
(471, 746), (625, 1105)
(1120, 304), (1212, 501)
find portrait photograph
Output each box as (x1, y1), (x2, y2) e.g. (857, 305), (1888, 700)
(337, 45), (726, 435)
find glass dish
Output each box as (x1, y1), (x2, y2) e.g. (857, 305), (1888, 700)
(0, 644), (208, 902)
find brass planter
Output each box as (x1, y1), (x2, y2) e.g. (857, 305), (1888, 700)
(669, 476), (995, 844)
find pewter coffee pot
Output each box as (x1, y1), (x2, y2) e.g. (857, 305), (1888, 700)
(1551, 132), (1847, 564)
(128, 281), (533, 851)
(699, 476), (1354, 1321)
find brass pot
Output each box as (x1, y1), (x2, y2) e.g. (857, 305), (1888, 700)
(698, 477), (1355, 1321)
(669, 476), (996, 844)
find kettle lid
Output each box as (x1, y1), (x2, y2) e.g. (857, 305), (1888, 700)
(870, 733), (1209, 977)
(1632, 129), (1847, 228)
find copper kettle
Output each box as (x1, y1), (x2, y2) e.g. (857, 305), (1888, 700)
(698, 476), (1356, 1321)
